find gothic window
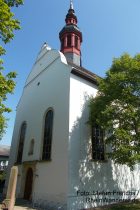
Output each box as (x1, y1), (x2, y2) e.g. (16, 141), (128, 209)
(16, 122), (27, 163)
(28, 139), (34, 155)
(42, 109), (53, 160)
(75, 36), (78, 48)
(67, 35), (71, 47)
(92, 124), (105, 160)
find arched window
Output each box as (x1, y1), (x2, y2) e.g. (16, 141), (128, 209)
(61, 38), (64, 50)
(75, 36), (78, 49)
(28, 139), (34, 155)
(17, 122), (27, 163)
(42, 110), (53, 160)
(67, 35), (71, 47)
(92, 124), (105, 160)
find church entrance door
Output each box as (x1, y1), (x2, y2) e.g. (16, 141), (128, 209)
(24, 167), (33, 200)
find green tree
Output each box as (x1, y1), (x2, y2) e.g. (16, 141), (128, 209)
(0, 170), (6, 181)
(89, 54), (140, 170)
(0, 0), (23, 139)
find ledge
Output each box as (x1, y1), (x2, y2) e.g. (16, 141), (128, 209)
(89, 159), (108, 163)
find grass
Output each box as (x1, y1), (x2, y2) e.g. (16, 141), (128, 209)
(101, 201), (140, 210)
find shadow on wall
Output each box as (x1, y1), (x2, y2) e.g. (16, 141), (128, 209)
(68, 94), (140, 210)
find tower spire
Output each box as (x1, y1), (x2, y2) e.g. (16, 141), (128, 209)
(70, 0), (74, 10)
(59, 1), (83, 66)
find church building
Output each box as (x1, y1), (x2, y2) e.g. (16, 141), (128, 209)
(5, 1), (140, 209)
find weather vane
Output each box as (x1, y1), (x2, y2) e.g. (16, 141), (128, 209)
(70, 0), (74, 9)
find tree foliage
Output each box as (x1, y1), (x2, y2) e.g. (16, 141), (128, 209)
(0, 170), (6, 181)
(89, 54), (140, 170)
(0, 0), (23, 139)
(4, 0), (23, 7)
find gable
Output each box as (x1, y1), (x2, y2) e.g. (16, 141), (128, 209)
(25, 46), (68, 86)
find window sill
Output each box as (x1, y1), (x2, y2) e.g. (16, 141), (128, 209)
(14, 162), (22, 165)
(28, 153), (33, 156)
(39, 159), (52, 163)
(90, 159), (108, 163)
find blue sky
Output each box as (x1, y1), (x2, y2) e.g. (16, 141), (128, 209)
(1, 0), (140, 145)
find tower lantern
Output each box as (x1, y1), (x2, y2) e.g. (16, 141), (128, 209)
(59, 0), (82, 66)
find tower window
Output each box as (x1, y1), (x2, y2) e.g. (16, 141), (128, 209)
(16, 122), (27, 164)
(75, 36), (78, 49)
(67, 35), (71, 47)
(92, 124), (105, 160)
(42, 109), (53, 160)
(61, 38), (64, 50)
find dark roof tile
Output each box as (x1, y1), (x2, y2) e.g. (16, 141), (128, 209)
(68, 61), (101, 85)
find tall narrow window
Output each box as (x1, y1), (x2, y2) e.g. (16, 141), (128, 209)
(28, 139), (34, 156)
(42, 110), (53, 160)
(61, 38), (64, 50)
(92, 124), (105, 160)
(67, 35), (71, 47)
(75, 36), (78, 49)
(17, 122), (27, 163)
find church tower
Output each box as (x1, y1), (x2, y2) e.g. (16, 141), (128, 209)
(59, 0), (82, 66)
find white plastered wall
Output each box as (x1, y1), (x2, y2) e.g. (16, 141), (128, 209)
(68, 74), (140, 210)
(5, 48), (71, 209)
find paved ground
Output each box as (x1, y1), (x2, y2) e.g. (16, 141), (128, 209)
(0, 205), (30, 209)
(12, 207), (35, 210)
(0, 204), (36, 210)
(0, 204), (37, 210)
(0, 197), (37, 210)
